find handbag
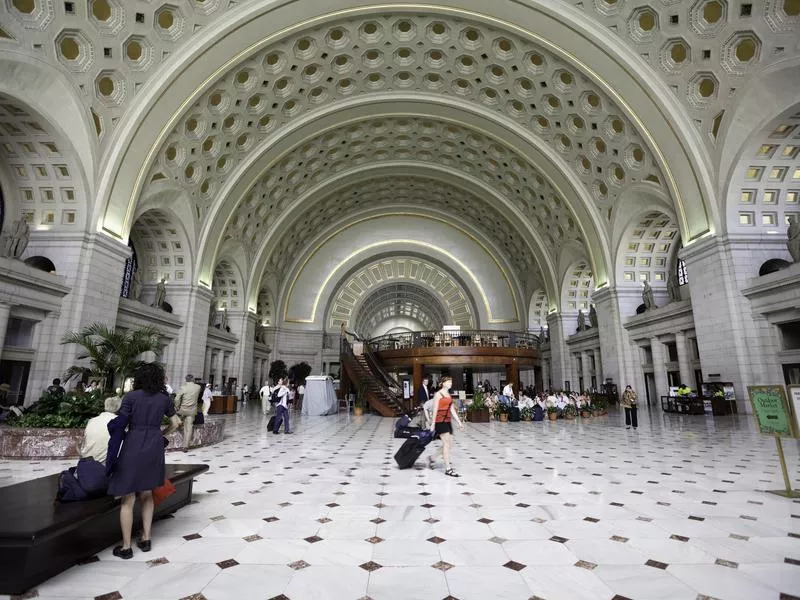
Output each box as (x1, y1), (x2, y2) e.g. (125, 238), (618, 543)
(152, 478), (177, 507)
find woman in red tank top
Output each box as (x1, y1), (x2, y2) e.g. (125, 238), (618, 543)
(428, 376), (465, 477)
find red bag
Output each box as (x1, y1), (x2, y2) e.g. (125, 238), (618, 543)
(152, 478), (176, 507)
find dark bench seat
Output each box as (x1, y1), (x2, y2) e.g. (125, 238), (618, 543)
(0, 463), (209, 595)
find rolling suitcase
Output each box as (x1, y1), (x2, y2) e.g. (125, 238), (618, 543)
(394, 426), (422, 438)
(508, 406), (521, 422)
(394, 431), (433, 469)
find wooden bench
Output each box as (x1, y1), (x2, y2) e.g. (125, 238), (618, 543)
(0, 463), (208, 595)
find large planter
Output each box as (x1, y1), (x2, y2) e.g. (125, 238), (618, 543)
(564, 413), (576, 420)
(467, 408), (490, 423)
(548, 412), (558, 421)
(580, 410), (591, 418)
(498, 413), (509, 422)
(522, 414), (532, 421)
(353, 406), (365, 416)
(0, 420), (226, 459)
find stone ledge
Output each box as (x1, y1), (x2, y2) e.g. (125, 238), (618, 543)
(0, 419), (226, 459)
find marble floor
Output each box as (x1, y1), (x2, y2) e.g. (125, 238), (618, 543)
(2, 403), (799, 600)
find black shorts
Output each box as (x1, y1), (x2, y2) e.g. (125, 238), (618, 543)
(434, 422), (453, 435)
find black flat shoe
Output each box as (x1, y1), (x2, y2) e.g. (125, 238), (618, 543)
(113, 546), (133, 560)
(137, 539), (151, 552)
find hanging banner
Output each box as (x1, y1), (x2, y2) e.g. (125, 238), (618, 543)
(748, 386), (794, 437)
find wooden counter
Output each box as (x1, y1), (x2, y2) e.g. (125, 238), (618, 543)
(209, 395), (237, 414)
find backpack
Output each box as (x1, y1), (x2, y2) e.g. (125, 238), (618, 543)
(269, 387), (281, 403)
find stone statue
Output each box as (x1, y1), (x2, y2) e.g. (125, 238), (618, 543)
(220, 308), (228, 331)
(589, 305), (598, 328)
(153, 278), (167, 309)
(788, 220), (800, 263)
(642, 280), (655, 311)
(1, 219), (30, 259)
(577, 310), (586, 332)
(667, 271), (681, 303)
(130, 270), (142, 302)
(209, 301), (217, 327)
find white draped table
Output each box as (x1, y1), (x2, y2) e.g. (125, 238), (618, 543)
(302, 376), (338, 416)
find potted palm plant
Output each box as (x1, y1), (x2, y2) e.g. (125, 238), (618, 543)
(563, 404), (577, 420)
(61, 323), (165, 392)
(520, 406), (533, 421)
(466, 389), (490, 423)
(546, 405), (559, 421)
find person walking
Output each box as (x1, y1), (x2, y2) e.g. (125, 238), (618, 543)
(201, 383), (213, 417)
(107, 363), (180, 559)
(272, 377), (291, 434)
(259, 381), (271, 415)
(427, 376), (464, 477)
(621, 384), (638, 430)
(175, 375), (201, 450)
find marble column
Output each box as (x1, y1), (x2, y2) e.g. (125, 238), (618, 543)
(591, 286), (641, 392)
(212, 350), (223, 389)
(650, 336), (669, 401)
(203, 347), (212, 382)
(166, 284), (215, 386)
(680, 236), (785, 412)
(592, 349), (602, 390)
(546, 312), (573, 391)
(581, 350), (592, 394)
(0, 302), (11, 358)
(228, 311), (258, 389)
(675, 331), (694, 389)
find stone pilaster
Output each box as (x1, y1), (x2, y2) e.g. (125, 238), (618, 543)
(545, 312), (573, 391)
(675, 331), (694, 389)
(165, 284), (215, 384)
(228, 311), (258, 389)
(680, 235), (784, 411)
(592, 286), (640, 391)
(650, 336), (669, 400)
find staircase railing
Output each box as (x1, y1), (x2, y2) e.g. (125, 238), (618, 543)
(339, 336), (404, 416)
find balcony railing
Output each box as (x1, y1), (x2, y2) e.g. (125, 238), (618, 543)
(367, 329), (541, 352)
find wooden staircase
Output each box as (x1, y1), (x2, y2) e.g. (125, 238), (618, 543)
(341, 339), (405, 417)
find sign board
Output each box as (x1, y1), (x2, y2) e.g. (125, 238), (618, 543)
(403, 380), (410, 400)
(789, 385), (800, 437)
(748, 385), (794, 437)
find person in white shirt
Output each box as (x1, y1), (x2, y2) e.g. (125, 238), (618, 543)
(80, 394), (122, 464)
(502, 382), (515, 405)
(296, 383), (305, 412)
(272, 378), (291, 434)
(259, 381), (271, 415)
(164, 376), (173, 395)
(202, 383), (213, 416)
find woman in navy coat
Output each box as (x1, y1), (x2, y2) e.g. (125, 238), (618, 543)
(108, 363), (180, 559)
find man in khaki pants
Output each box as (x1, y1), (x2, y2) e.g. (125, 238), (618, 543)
(175, 375), (201, 451)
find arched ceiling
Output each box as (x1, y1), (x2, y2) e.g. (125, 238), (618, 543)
(353, 283), (449, 338)
(726, 105), (800, 235)
(130, 208), (192, 284)
(325, 255), (477, 331)
(251, 173), (545, 294)
(143, 13), (667, 224)
(282, 213), (521, 328)
(0, 93), (85, 230)
(3, 0), (798, 328)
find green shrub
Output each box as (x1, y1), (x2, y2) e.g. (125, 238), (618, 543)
(8, 389), (105, 429)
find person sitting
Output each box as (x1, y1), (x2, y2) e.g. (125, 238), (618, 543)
(555, 393), (568, 416)
(56, 393), (122, 503)
(80, 392), (122, 464)
(47, 378), (66, 398)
